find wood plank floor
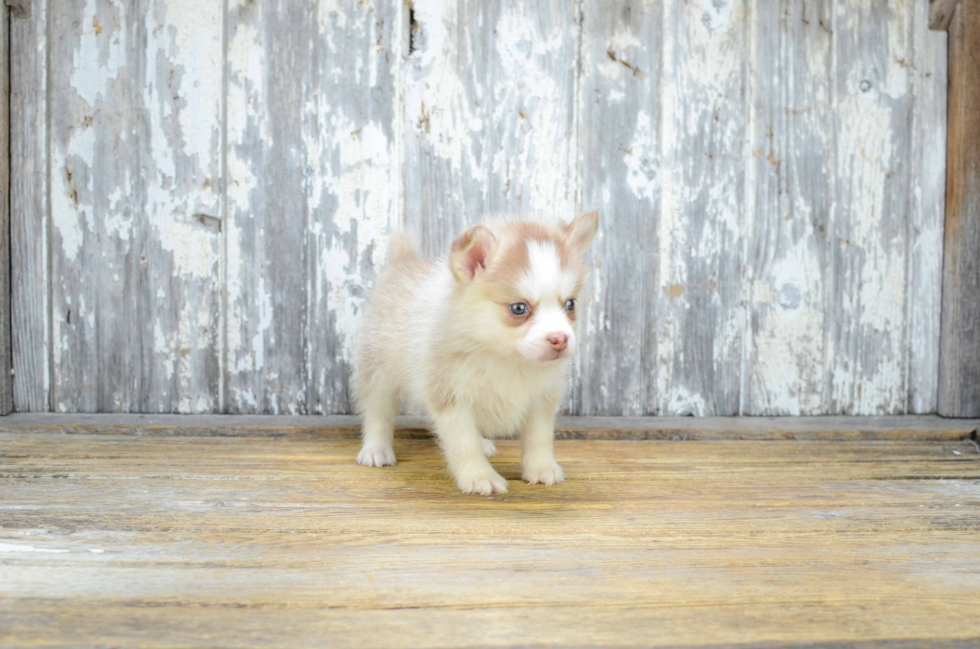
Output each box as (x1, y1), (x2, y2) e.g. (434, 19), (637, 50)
(1, 416), (979, 648)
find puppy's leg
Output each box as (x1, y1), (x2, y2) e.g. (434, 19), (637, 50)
(433, 408), (508, 495)
(357, 382), (399, 468)
(521, 396), (565, 486)
(481, 438), (498, 457)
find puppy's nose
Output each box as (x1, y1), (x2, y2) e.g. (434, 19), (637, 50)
(546, 333), (568, 352)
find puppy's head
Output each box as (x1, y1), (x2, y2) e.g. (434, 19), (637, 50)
(449, 212), (599, 363)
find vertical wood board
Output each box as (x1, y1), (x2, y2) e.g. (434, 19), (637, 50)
(10, 0), (49, 411)
(743, 0), (835, 415)
(938, 0), (980, 417)
(0, 2), (10, 415)
(656, 0), (748, 416)
(306, 0), (403, 415)
(574, 0), (660, 415)
(225, 0), (311, 413)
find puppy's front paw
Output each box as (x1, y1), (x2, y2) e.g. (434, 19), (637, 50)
(357, 445), (397, 467)
(455, 467), (508, 495)
(522, 460), (565, 486)
(481, 438), (498, 457)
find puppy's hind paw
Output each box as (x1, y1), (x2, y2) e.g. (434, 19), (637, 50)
(357, 445), (397, 467)
(522, 461), (565, 486)
(481, 438), (498, 457)
(456, 467), (508, 495)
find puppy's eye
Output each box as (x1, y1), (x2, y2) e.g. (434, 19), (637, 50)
(565, 298), (576, 312)
(509, 303), (528, 316)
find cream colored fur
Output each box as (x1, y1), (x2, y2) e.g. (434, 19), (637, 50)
(355, 213), (598, 495)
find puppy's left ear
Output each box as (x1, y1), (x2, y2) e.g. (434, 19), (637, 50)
(565, 211), (599, 256)
(450, 225), (498, 283)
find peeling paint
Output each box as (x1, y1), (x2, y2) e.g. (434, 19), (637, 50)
(16, 0), (949, 416)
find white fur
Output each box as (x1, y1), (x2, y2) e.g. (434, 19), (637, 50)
(355, 215), (597, 494)
(516, 241), (578, 363)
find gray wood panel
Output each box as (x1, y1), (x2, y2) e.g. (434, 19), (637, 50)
(138, 0), (224, 412)
(48, 0), (142, 412)
(10, 0), (49, 411)
(225, 0), (311, 413)
(402, 0), (578, 257)
(938, 0), (980, 417)
(0, 2), (10, 415)
(45, 0), (223, 413)
(830, 0), (915, 415)
(656, 0), (748, 416)
(908, 0), (948, 414)
(574, 0), (660, 415)
(7, 0), (953, 415)
(744, 0), (834, 415)
(306, 0), (402, 415)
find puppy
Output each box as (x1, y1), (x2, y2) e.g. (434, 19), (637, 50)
(355, 212), (599, 495)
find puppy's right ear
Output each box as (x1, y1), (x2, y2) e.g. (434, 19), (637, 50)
(450, 225), (498, 283)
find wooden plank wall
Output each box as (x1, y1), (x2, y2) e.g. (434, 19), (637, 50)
(9, 0), (951, 415)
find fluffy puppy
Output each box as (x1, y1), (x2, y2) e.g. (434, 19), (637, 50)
(355, 212), (599, 495)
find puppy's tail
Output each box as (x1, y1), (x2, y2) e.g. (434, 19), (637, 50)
(387, 233), (418, 266)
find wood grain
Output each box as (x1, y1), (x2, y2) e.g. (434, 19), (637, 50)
(48, 0), (142, 412)
(2, 412), (979, 441)
(9, 0), (48, 411)
(402, 0), (578, 257)
(138, 0), (224, 412)
(939, 0), (980, 417)
(225, 0), (311, 413)
(573, 0), (660, 416)
(1, 424), (979, 647)
(744, 0), (834, 415)
(305, 0), (402, 415)
(657, 0), (748, 416)
(0, 1), (11, 415)
(6, 0), (953, 416)
(908, 0), (948, 414)
(830, 0), (915, 415)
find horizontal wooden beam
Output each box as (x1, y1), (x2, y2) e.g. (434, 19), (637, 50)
(1, 414), (977, 441)
(939, 0), (980, 417)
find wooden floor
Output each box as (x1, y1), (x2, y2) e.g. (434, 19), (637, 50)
(2, 415), (980, 648)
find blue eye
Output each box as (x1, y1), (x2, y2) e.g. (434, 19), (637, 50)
(510, 303), (528, 316)
(565, 299), (575, 311)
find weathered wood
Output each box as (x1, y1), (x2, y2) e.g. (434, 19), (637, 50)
(7, 0), (951, 416)
(305, 0), (403, 415)
(138, 0), (224, 412)
(573, 0), (660, 415)
(657, 0), (748, 415)
(9, 0), (48, 411)
(3, 413), (977, 441)
(48, 1), (142, 412)
(930, 0), (959, 30)
(3, 0), (28, 20)
(744, 0), (834, 415)
(402, 0), (578, 257)
(908, 1), (949, 413)
(830, 0), (915, 414)
(225, 0), (311, 413)
(0, 2), (11, 415)
(939, 0), (980, 417)
(1, 428), (980, 646)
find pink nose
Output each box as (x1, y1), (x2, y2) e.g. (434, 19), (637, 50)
(546, 333), (568, 352)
